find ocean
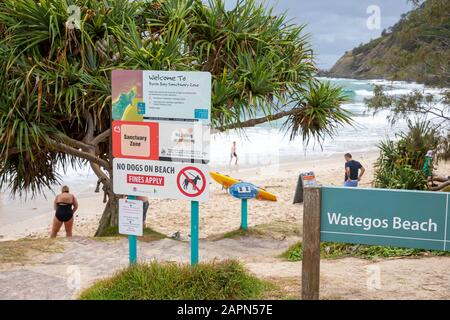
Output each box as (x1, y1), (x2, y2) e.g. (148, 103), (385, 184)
(210, 77), (445, 167)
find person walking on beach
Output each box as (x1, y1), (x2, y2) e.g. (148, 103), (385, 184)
(230, 141), (238, 165)
(344, 153), (365, 187)
(51, 186), (78, 238)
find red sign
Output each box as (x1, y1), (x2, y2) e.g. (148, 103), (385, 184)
(112, 120), (159, 160)
(126, 174), (165, 186)
(176, 166), (207, 198)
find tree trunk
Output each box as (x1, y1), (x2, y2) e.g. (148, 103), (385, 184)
(94, 188), (119, 236)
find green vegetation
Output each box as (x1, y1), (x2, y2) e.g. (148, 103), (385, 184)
(0, 0), (352, 236)
(281, 241), (450, 262)
(79, 260), (269, 300)
(97, 226), (166, 242)
(0, 238), (64, 264)
(329, 0), (450, 86)
(373, 120), (443, 190)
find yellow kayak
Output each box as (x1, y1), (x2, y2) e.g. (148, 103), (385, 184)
(209, 172), (277, 201)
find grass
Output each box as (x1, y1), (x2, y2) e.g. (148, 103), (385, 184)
(281, 241), (450, 262)
(0, 238), (64, 264)
(79, 260), (270, 300)
(96, 226), (166, 242)
(210, 221), (301, 241)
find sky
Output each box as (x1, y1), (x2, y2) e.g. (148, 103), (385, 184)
(225, 0), (414, 69)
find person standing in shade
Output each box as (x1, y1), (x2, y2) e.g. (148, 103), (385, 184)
(230, 141), (238, 165)
(344, 153), (365, 187)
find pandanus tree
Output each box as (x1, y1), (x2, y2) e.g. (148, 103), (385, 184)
(0, 0), (352, 235)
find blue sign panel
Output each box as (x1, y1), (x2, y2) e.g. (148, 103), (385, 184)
(194, 108), (209, 120)
(230, 182), (259, 200)
(137, 102), (146, 115)
(320, 187), (450, 251)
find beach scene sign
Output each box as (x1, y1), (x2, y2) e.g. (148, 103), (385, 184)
(111, 70), (211, 164)
(111, 70), (211, 200)
(320, 187), (450, 251)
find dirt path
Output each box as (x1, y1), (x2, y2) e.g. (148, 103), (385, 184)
(0, 236), (449, 300)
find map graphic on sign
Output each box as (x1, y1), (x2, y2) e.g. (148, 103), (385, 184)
(112, 70), (211, 123)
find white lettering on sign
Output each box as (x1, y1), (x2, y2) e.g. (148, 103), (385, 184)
(113, 158), (209, 201)
(392, 217), (437, 232)
(326, 212), (438, 233)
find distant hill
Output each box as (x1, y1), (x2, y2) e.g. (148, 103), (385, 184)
(327, 0), (450, 87)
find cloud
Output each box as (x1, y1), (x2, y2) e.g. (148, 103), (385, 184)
(224, 0), (413, 69)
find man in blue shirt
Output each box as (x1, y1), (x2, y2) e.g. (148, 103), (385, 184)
(344, 153), (365, 187)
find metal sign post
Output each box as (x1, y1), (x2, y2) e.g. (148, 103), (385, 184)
(127, 195), (138, 265)
(191, 201), (199, 266)
(230, 182), (258, 230)
(118, 196), (142, 265)
(241, 199), (248, 230)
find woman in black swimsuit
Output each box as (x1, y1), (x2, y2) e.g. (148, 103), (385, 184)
(51, 186), (79, 238)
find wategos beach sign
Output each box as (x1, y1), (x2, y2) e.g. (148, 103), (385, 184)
(301, 186), (449, 300)
(321, 187), (449, 251)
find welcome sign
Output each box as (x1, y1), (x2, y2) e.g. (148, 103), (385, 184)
(320, 187), (450, 251)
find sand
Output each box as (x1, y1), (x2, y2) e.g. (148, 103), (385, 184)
(1, 151), (449, 241)
(0, 151), (381, 240)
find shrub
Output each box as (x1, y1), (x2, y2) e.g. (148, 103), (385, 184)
(373, 120), (441, 190)
(79, 260), (268, 300)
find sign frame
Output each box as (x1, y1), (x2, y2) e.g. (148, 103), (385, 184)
(301, 186), (450, 300)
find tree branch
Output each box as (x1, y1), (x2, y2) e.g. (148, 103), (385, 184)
(56, 134), (92, 150)
(92, 129), (111, 146)
(216, 108), (299, 132)
(83, 110), (95, 143)
(90, 161), (111, 188)
(48, 139), (111, 170)
(431, 180), (450, 191)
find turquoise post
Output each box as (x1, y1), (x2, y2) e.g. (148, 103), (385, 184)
(241, 199), (248, 230)
(128, 195), (137, 265)
(191, 201), (199, 266)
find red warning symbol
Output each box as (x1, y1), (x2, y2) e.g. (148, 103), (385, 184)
(176, 166), (206, 198)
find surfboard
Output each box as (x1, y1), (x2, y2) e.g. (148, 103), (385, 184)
(209, 172), (277, 201)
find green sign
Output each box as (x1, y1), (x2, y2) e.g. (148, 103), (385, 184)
(320, 187), (449, 251)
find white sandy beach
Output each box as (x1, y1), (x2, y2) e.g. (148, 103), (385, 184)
(1, 151), (448, 241)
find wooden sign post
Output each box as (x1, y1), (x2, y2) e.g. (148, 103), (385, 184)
(302, 186), (321, 300)
(302, 185), (450, 300)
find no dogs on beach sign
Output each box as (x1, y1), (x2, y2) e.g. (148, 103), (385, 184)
(113, 158), (209, 202)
